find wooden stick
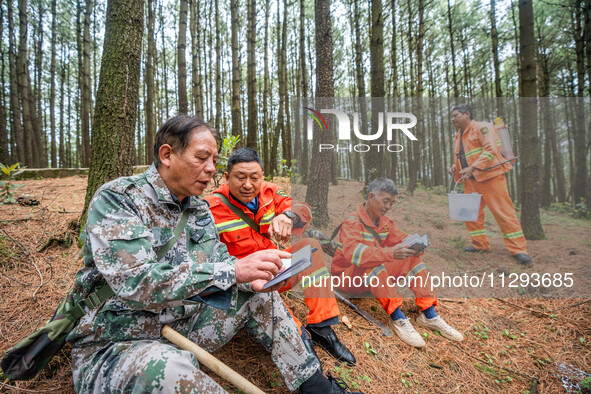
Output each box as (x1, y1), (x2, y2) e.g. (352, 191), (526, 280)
(161, 325), (265, 394)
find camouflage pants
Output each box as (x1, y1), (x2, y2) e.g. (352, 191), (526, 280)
(71, 291), (319, 393)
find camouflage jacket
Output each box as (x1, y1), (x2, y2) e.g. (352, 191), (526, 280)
(67, 165), (238, 347)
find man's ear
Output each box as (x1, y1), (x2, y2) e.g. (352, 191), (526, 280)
(159, 144), (173, 168)
(224, 171), (229, 181)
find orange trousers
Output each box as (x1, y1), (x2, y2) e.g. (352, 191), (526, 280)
(464, 174), (527, 255)
(279, 238), (340, 332)
(336, 255), (438, 315)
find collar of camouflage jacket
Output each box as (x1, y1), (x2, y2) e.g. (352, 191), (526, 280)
(144, 164), (205, 210)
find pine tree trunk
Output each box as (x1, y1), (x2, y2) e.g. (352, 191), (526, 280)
(447, 0), (459, 97)
(281, 0), (290, 170)
(50, 0), (57, 168)
(391, 0), (398, 98)
(305, 0), (333, 225)
(572, 0), (589, 204)
(82, 0), (144, 223)
(365, 0), (385, 182)
(80, 0), (94, 167)
(246, 0), (257, 150)
(145, 0), (156, 164)
(490, 0), (505, 118)
(214, 0), (221, 129)
(295, 0), (306, 181)
(7, 0), (24, 164)
(34, 1), (44, 167)
(177, 0), (188, 114)
(352, 0), (366, 182)
(271, 3), (283, 175)
(59, 48), (66, 167)
(0, 5), (7, 165)
(17, 0), (36, 167)
(190, 0), (204, 118)
(230, 0), (242, 140)
(262, 0), (270, 175)
(160, 1), (169, 119)
(518, 0), (544, 239)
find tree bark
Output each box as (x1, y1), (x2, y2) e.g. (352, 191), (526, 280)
(571, 0), (589, 205)
(50, 0), (58, 168)
(447, 0), (459, 97)
(17, 0), (37, 166)
(230, 0), (242, 141)
(145, 0), (156, 164)
(305, 0), (333, 225)
(518, 0), (544, 239)
(262, 0), (270, 174)
(351, 0), (366, 181)
(82, 0), (144, 224)
(160, 1), (169, 119)
(80, 0), (94, 167)
(7, 0), (24, 164)
(0, 5), (7, 165)
(214, 0), (221, 129)
(246, 0), (257, 150)
(177, 0), (188, 114)
(59, 47), (66, 167)
(297, 0), (308, 181)
(190, 0), (204, 118)
(281, 0), (291, 171)
(366, 0), (385, 183)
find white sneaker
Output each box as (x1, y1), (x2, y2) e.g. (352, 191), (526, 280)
(389, 318), (426, 348)
(416, 313), (464, 342)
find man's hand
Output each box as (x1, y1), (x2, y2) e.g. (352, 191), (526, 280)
(393, 244), (419, 260)
(449, 165), (456, 175)
(251, 277), (290, 293)
(235, 249), (291, 284)
(459, 165), (475, 180)
(268, 213), (292, 242)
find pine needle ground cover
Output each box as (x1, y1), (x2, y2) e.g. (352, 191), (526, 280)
(0, 177), (589, 393)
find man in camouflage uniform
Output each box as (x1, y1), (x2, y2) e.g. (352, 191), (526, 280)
(68, 115), (354, 393)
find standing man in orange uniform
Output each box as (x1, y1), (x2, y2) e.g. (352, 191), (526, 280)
(449, 104), (531, 264)
(205, 148), (356, 367)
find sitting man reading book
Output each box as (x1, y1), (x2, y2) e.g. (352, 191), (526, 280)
(331, 178), (464, 348)
(205, 148), (356, 367)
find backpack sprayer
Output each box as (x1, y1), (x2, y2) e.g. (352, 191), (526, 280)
(481, 117), (518, 171)
(448, 117), (518, 221)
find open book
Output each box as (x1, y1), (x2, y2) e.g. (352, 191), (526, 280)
(263, 244), (313, 290)
(402, 233), (429, 252)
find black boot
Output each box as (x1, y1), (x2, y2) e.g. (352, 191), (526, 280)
(512, 253), (532, 265)
(307, 325), (356, 367)
(299, 370), (363, 394)
(327, 373), (364, 394)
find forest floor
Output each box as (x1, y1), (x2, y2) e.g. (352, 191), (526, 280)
(0, 175), (590, 393)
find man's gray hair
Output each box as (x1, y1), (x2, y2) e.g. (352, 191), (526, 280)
(367, 178), (398, 196)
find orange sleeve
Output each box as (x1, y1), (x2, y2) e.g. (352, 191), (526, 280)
(472, 123), (501, 170)
(339, 218), (395, 269)
(383, 225), (408, 247)
(269, 183), (292, 215)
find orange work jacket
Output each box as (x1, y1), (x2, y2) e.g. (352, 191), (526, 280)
(205, 182), (311, 259)
(331, 203), (409, 276)
(453, 120), (512, 183)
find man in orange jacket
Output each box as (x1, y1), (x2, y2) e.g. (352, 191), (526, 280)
(449, 104), (531, 264)
(205, 148), (356, 367)
(331, 178), (463, 348)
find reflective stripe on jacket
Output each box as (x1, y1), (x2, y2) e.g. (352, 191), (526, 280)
(331, 203), (409, 276)
(205, 182), (311, 259)
(453, 119), (512, 183)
